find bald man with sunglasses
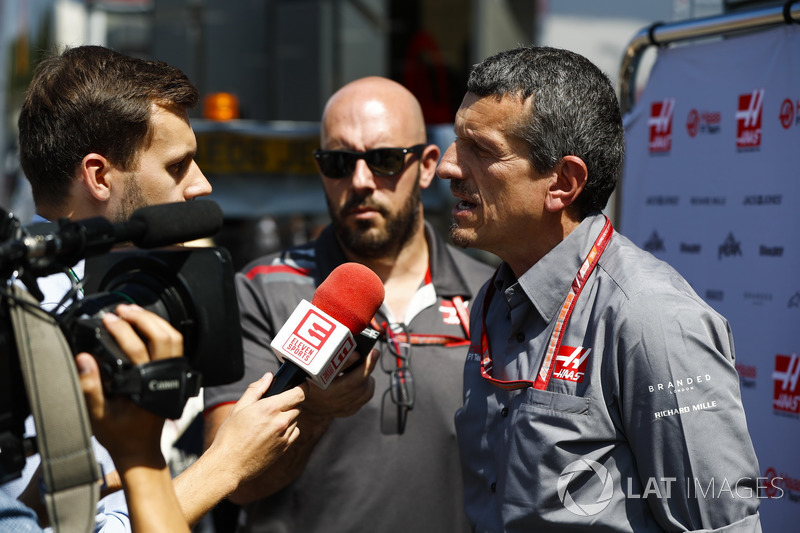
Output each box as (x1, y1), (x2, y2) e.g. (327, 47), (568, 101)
(202, 76), (493, 533)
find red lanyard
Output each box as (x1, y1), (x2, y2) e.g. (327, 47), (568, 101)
(479, 216), (613, 391)
(368, 264), (472, 347)
(370, 299), (471, 348)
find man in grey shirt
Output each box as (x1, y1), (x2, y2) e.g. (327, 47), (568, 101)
(203, 76), (493, 533)
(437, 45), (762, 531)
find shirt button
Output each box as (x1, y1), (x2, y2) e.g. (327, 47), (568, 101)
(516, 332), (525, 343)
(500, 407), (509, 417)
(490, 482), (497, 493)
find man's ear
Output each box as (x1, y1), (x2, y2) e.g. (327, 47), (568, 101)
(418, 143), (441, 189)
(544, 155), (587, 212)
(80, 153), (114, 202)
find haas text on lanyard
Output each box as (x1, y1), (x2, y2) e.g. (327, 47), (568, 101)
(479, 216), (613, 391)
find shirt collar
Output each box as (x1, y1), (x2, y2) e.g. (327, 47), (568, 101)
(496, 212), (608, 322)
(313, 221), (479, 300)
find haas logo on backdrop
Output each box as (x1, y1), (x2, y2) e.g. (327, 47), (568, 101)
(736, 89), (764, 150)
(686, 109), (721, 137)
(648, 99), (674, 153)
(779, 99), (795, 129)
(772, 353), (800, 415)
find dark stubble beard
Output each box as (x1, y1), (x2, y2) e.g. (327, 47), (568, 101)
(113, 172), (148, 223)
(328, 173), (423, 259)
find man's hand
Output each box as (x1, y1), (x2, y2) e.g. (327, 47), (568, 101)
(75, 303), (189, 533)
(204, 372), (306, 485)
(174, 374), (306, 526)
(207, 348), (380, 505)
(301, 347), (379, 420)
(75, 303), (182, 466)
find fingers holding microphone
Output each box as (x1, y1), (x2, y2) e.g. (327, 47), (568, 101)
(206, 372), (307, 485)
(303, 347), (379, 419)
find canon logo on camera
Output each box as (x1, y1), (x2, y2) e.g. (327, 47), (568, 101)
(148, 379), (181, 392)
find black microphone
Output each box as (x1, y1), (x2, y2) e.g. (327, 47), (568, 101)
(12, 200), (223, 274)
(263, 263), (385, 398)
(119, 200), (224, 249)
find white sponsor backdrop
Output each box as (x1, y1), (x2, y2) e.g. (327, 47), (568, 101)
(620, 24), (800, 531)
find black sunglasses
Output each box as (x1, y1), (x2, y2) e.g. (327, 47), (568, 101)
(313, 144), (425, 179)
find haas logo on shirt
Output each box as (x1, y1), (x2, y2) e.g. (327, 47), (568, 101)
(440, 300), (469, 325)
(552, 346), (591, 383)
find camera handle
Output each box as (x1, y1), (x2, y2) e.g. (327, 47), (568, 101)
(8, 284), (100, 533)
(72, 316), (202, 420)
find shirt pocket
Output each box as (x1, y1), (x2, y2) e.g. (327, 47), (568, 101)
(519, 387), (591, 416)
(501, 388), (595, 509)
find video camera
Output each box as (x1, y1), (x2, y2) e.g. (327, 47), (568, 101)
(0, 200), (243, 483)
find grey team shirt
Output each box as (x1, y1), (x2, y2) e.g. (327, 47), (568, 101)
(455, 213), (762, 532)
(204, 223), (494, 533)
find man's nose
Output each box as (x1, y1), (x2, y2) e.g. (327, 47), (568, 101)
(350, 159), (378, 191)
(184, 161), (213, 199)
(436, 142), (460, 181)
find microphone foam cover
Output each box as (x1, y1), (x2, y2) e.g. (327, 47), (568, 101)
(131, 200), (224, 248)
(312, 262), (385, 333)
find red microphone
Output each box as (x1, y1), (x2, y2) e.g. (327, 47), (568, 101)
(262, 263), (384, 397)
